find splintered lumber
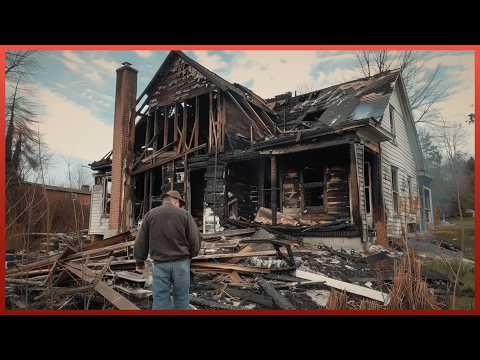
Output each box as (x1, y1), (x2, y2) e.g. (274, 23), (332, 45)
(295, 270), (390, 304)
(114, 285), (152, 299)
(35, 285), (94, 301)
(64, 263), (139, 310)
(192, 263), (271, 274)
(7, 255), (60, 276)
(228, 245), (254, 264)
(201, 228), (257, 241)
(257, 278), (294, 309)
(189, 296), (245, 310)
(229, 271), (243, 283)
(6, 278), (45, 286)
(225, 287), (274, 308)
(9, 268), (50, 278)
(192, 250), (277, 260)
(81, 231), (132, 252)
(64, 240), (135, 261)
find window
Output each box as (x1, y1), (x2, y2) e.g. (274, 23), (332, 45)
(407, 176), (413, 212)
(302, 166), (325, 211)
(389, 104), (396, 138)
(364, 162), (372, 214)
(391, 166), (399, 215)
(103, 177), (112, 216)
(424, 187), (432, 223)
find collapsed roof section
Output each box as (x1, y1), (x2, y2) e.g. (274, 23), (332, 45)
(266, 69), (400, 133)
(141, 50), (277, 126)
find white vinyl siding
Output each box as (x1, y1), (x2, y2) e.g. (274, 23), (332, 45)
(380, 87), (420, 239)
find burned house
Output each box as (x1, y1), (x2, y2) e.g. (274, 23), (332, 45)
(88, 51), (433, 250)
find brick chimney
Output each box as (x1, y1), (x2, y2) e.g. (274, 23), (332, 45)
(109, 62), (137, 232)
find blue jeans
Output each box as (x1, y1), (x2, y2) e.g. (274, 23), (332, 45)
(152, 258), (191, 310)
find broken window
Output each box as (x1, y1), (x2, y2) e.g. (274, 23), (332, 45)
(282, 169), (301, 212)
(389, 104), (396, 139)
(407, 176), (413, 212)
(302, 166), (325, 211)
(103, 176), (112, 217)
(391, 166), (399, 215)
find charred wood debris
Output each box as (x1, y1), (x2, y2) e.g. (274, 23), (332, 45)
(6, 221), (459, 311)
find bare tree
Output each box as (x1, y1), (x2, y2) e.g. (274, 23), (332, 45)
(6, 51), (39, 80)
(439, 117), (467, 253)
(356, 51), (448, 125)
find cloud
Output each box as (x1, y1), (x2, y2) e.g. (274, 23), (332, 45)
(63, 51), (86, 64)
(59, 51), (119, 82)
(91, 58), (118, 73)
(85, 70), (102, 83)
(61, 58), (80, 72)
(35, 86), (113, 162)
(134, 50), (154, 58)
(219, 51), (360, 98)
(192, 51), (228, 72)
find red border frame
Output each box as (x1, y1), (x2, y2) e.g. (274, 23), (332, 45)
(1, 45), (478, 315)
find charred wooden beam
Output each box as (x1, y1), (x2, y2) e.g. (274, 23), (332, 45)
(271, 156), (278, 225)
(349, 143), (361, 227)
(163, 106), (168, 147)
(257, 278), (294, 310)
(226, 91), (262, 140)
(132, 143), (207, 176)
(194, 96), (199, 153)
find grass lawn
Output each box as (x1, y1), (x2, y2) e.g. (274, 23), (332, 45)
(421, 217), (475, 309)
(422, 259), (475, 310)
(432, 217), (475, 260)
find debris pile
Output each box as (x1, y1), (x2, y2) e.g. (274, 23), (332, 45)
(5, 227), (455, 310)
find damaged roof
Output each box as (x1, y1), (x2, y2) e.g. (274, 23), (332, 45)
(266, 70), (401, 132)
(142, 51), (275, 115)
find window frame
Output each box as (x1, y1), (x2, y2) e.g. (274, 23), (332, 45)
(102, 176), (112, 217)
(391, 166), (399, 215)
(407, 175), (413, 213)
(388, 104), (397, 142)
(302, 166), (327, 213)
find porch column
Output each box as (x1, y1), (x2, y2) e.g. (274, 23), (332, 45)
(350, 142), (368, 243)
(271, 156), (278, 225)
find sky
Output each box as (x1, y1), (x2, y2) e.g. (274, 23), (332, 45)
(17, 50), (475, 186)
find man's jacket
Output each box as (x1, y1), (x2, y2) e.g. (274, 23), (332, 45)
(134, 203), (202, 264)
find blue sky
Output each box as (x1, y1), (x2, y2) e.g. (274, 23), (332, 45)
(21, 50), (474, 186)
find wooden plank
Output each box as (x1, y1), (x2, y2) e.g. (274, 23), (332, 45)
(173, 103), (178, 143)
(229, 271), (243, 283)
(64, 240), (135, 261)
(259, 138), (351, 156)
(192, 263), (271, 274)
(192, 250), (277, 260)
(228, 245), (254, 264)
(132, 143), (207, 175)
(257, 278), (294, 309)
(182, 102), (188, 150)
(226, 91), (262, 139)
(64, 263), (140, 310)
(194, 96), (199, 151)
(295, 269), (390, 304)
(201, 227), (257, 240)
(163, 107), (168, 147)
(153, 109), (159, 150)
(243, 100), (274, 136)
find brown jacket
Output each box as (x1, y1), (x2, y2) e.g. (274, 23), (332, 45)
(134, 203), (202, 264)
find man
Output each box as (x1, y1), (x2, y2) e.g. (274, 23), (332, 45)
(134, 190), (201, 309)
